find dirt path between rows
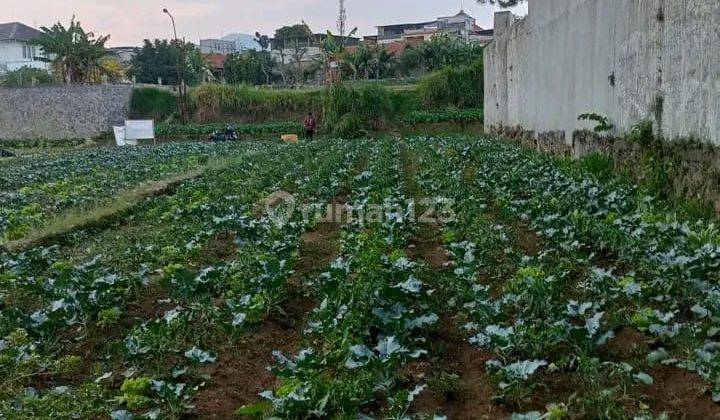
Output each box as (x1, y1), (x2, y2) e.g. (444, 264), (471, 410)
(400, 142), (510, 419)
(191, 196), (346, 418)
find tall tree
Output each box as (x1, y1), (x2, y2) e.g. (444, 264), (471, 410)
(397, 34), (483, 76)
(31, 17), (109, 84)
(130, 39), (206, 86)
(224, 50), (275, 85)
(254, 32), (272, 84)
(273, 23), (313, 85)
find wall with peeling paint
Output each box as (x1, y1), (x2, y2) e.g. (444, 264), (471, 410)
(485, 0), (720, 146)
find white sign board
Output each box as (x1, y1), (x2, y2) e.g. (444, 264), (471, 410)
(125, 120), (155, 141)
(113, 126), (126, 146)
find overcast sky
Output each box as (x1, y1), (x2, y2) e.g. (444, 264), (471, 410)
(5, 0), (528, 47)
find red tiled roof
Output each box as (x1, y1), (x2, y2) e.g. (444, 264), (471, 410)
(203, 54), (227, 70)
(384, 41), (408, 56)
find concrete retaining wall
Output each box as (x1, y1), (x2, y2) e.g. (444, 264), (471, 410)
(0, 84), (133, 140)
(485, 0), (720, 147)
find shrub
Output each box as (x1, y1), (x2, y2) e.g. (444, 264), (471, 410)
(416, 59), (483, 108)
(578, 153), (615, 182)
(402, 108), (483, 125)
(322, 84), (397, 138)
(155, 121), (303, 137)
(0, 66), (54, 87)
(192, 84), (322, 122)
(130, 87), (177, 121)
(578, 113), (614, 133)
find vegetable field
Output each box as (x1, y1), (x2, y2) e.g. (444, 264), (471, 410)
(1, 135), (719, 419)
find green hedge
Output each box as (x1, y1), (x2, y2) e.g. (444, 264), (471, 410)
(130, 87), (178, 121)
(323, 84), (408, 138)
(155, 121), (303, 137)
(402, 108), (483, 125)
(416, 59), (483, 108)
(192, 84), (323, 122)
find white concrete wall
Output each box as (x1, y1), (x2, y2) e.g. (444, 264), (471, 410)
(485, 0), (720, 146)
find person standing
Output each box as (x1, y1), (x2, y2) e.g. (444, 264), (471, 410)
(303, 112), (317, 140)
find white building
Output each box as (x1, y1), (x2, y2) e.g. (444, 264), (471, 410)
(376, 10), (493, 46)
(0, 22), (49, 74)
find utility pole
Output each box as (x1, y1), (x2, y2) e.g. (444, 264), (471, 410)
(337, 0), (347, 38)
(164, 8), (188, 124)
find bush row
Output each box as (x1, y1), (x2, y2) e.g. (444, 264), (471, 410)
(402, 108), (483, 125)
(155, 121), (303, 137)
(130, 59), (485, 135)
(416, 59), (483, 108)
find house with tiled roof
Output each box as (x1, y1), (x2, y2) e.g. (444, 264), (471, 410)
(0, 22), (50, 74)
(375, 9), (493, 46)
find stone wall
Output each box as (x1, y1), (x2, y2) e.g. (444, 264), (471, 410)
(485, 0), (720, 147)
(0, 85), (133, 140)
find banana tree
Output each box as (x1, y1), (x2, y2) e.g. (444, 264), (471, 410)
(31, 16), (109, 84)
(320, 27), (358, 85)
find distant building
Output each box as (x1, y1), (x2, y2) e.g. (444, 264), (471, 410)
(203, 53), (227, 81)
(376, 10), (493, 46)
(269, 33), (359, 66)
(200, 39), (237, 55)
(0, 22), (49, 74)
(108, 46), (138, 65)
(470, 28), (495, 47)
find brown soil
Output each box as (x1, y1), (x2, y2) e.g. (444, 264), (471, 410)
(195, 231), (238, 267)
(600, 326), (654, 362)
(640, 365), (720, 419)
(294, 214), (343, 279)
(192, 319), (301, 418)
(413, 318), (510, 419)
(406, 225), (450, 269)
(192, 199), (344, 418)
(513, 221), (543, 256)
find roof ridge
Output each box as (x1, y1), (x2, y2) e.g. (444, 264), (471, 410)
(0, 21), (43, 41)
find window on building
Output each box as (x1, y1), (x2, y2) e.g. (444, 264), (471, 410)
(22, 45), (36, 59)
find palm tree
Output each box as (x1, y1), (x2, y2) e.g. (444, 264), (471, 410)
(32, 17), (110, 84)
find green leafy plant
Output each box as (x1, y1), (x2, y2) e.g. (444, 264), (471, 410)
(578, 112), (614, 133)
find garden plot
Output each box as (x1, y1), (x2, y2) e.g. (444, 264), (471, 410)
(0, 135), (718, 419)
(0, 142), (255, 241)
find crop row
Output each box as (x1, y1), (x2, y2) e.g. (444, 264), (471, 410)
(255, 139), (441, 418)
(407, 135), (720, 417)
(0, 139), (361, 417)
(154, 121), (304, 138)
(402, 108), (483, 125)
(0, 142), (255, 242)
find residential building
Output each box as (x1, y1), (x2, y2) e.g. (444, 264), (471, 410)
(108, 46), (138, 65)
(269, 33), (359, 66)
(0, 22), (49, 74)
(199, 39), (237, 55)
(203, 53), (227, 81)
(376, 10), (493, 46)
(470, 28), (495, 47)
